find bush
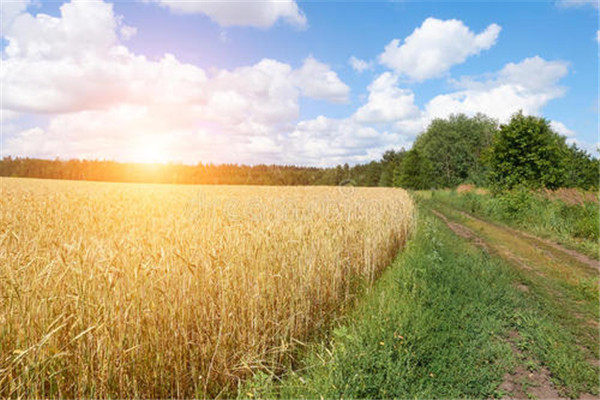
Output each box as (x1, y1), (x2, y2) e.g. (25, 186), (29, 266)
(487, 112), (569, 190)
(496, 189), (536, 219)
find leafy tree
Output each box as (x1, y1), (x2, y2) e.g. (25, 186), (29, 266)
(394, 149), (433, 190)
(364, 161), (383, 186)
(413, 113), (497, 187)
(564, 144), (599, 190)
(486, 111), (569, 190)
(378, 149), (405, 187)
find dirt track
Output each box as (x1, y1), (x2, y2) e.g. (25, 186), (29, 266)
(430, 207), (598, 280)
(429, 206), (600, 400)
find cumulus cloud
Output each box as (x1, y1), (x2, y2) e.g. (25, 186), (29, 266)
(0, 2), (577, 166)
(1, 0), (353, 165)
(4, 0), (118, 60)
(550, 121), (575, 137)
(287, 116), (411, 166)
(282, 54), (571, 165)
(147, 0), (306, 28)
(286, 74), (427, 165)
(379, 18), (501, 81)
(120, 25), (137, 40)
(0, 0), (31, 36)
(353, 72), (420, 124)
(425, 56), (568, 123)
(292, 57), (350, 103)
(2, 105), (284, 164)
(206, 59), (298, 126)
(348, 56), (373, 73)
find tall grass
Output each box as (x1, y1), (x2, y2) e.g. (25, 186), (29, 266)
(430, 188), (599, 258)
(0, 177), (414, 398)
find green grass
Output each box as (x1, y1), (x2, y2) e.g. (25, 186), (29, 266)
(429, 200), (599, 360)
(429, 189), (599, 259)
(239, 206), (598, 399)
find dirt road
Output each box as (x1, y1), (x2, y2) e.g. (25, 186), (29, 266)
(429, 204), (599, 400)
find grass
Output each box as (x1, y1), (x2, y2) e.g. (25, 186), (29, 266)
(430, 201), (599, 347)
(0, 177), (414, 398)
(428, 188), (599, 259)
(247, 205), (598, 399)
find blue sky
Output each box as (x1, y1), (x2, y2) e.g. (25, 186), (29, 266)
(1, 0), (598, 166)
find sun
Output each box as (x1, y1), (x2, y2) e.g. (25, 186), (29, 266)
(132, 141), (170, 164)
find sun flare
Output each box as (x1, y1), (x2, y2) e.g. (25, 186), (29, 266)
(132, 141), (170, 164)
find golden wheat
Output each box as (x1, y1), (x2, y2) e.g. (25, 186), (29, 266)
(0, 177), (414, 398)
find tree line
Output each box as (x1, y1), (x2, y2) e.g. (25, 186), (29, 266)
(394, 112), (599, 191)
(1, 112), (598, 190)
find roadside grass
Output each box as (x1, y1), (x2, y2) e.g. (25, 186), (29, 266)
(240, 207), (598, 399)
(426, 189), (599, 259)
(429, 200), (599, 366)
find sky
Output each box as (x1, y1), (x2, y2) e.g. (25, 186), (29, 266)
(0, 0), (598, 167)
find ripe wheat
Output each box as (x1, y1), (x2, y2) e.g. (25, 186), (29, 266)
(0, 177), (414, 398)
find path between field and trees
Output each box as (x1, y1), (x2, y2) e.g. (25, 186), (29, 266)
(429, 203), (599, 400)
(252, 199), (599, 400)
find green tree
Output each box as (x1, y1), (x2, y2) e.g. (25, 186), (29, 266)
(486, 111), (569, 190)
(413, 113), (497, 188)
(394, 149), (433, 190)
(378, 149), (405, 187)
(564, 144), (599, 190)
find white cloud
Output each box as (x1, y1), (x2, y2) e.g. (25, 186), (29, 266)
(497, 56), (569, 92)
(379, 18), (501, 81)
(287, 116), (410, 166)
(120, 25), (137, 40)
(287, 73), (426, 165)
(147, 0), (306, 28)
(0, 1), (579, 167)
(597, 29), (600, 42)
(292, 56), (350, 103)
(566, 138), (599, 155)
(283, 54), (570, 164)
(348, 56), (373, 73)
(0, 0), (31, 36)
(219, 30), (230, 43)
(4, 0), (118, 60)
(1, 0), (354, 165)
(1, 104), (289, 164)
(425, 56), (568, 123)
(353, 72), (420, 124)
(2, 2), (345, 114)
(550, 121), (575, 137)
(2, 49), (209, 113)
(205, 58), (299, 126)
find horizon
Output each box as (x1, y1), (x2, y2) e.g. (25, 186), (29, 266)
(1, 0), (599, 167)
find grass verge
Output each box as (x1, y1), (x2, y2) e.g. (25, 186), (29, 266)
(425, 189), (599, 259)
(241, 206), (599, 399)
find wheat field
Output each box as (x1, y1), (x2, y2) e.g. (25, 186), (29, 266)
(0, 177), (414, 398)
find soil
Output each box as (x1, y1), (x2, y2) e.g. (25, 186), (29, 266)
(430, 209), (489, 251)
(499, 331), (567, 400)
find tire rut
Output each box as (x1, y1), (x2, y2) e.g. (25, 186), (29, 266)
(455, 210), (599, 271)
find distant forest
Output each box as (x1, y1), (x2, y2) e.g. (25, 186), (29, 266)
(2, 112), (598, 190)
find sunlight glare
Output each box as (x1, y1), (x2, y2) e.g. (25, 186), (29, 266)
(132, 140), (170, 164)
